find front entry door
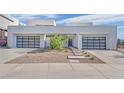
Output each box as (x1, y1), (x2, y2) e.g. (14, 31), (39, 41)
(68, 39), (73, 47)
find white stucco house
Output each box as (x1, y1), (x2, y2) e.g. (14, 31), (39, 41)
(8, 19), (117, 50)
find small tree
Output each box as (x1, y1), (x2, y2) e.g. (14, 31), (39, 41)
(50, 34), (68, 49)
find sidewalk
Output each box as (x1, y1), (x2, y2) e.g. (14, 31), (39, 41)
(0, 63), (124, 79)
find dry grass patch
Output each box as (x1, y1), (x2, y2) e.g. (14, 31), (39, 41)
(6, 48), (73, 64)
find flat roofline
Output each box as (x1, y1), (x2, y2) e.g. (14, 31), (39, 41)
(27, 19), (56, 26)
(8, 25), (117, 27)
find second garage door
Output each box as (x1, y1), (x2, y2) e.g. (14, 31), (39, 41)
(16, 36), (40, 48)
(82, 37), (106, 49)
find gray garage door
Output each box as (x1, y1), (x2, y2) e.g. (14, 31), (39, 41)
(16, 36), (40, 48)
(82, 37), (106, 49)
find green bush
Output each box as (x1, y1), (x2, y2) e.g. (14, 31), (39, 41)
(50, 34), (68, 49)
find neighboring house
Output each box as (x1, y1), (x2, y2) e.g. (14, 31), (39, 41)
(8, 19), (117, 50)
(118, 39), (124, 48)
(0, 14), (19, 47)
(120, 39), (124, 45)
(0, 14), (19, 39)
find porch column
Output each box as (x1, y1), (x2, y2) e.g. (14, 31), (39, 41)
(44, 34), (47, 48)
(43, 34), (46, 41)
(76, 34), (82, 50)
(40, 34), (46, 48)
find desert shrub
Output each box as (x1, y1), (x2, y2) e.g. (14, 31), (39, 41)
(50, 34), (68, 49)
(84, 54), (90, 57)
(89, 56), (94, 60)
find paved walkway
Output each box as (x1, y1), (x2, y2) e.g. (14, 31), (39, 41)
(69, 48), (83, 63)
(0, 48), (36, 64)
(0, 63), (124, 79)
(71, 48), (82, 56)
(86, 50), (124, 64)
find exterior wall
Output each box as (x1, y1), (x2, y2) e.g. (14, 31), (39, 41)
(46, 36), (51, 48)
(8, 26), (117, 49)
(76, 34), (82, 50)
(106, 29), (117, 49)
(40, 35), (45, 48)
(28, 19), (56, 26)
(73, 36), (77, 48)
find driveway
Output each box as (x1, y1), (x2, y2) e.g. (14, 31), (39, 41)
(118, 48), (124, 53)
(0, 48), (36, 64)
(86, 50), (124, 64)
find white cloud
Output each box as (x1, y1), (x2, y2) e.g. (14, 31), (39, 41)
(12, 14), (40, 20)
(41, 14), (59, 18)
(93, 15), (124, 25)
(11, 14), (60, 25)
(12, 14), (59, 21)
(57, 14), (124, 25)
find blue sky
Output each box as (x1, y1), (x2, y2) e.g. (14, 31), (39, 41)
(11, 14), (124, 39)
(11, 14), (87, 24)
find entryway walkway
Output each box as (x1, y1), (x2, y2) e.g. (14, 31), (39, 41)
(71, 48), (82, 56)
(68, 48), (83, 63)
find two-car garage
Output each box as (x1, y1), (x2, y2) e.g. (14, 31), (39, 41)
(16, 36), (40, 48)
(82, 37), (106, 49)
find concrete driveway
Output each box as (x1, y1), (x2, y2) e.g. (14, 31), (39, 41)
(0, 48), (36, 64)
(86, 50), (124, 64)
